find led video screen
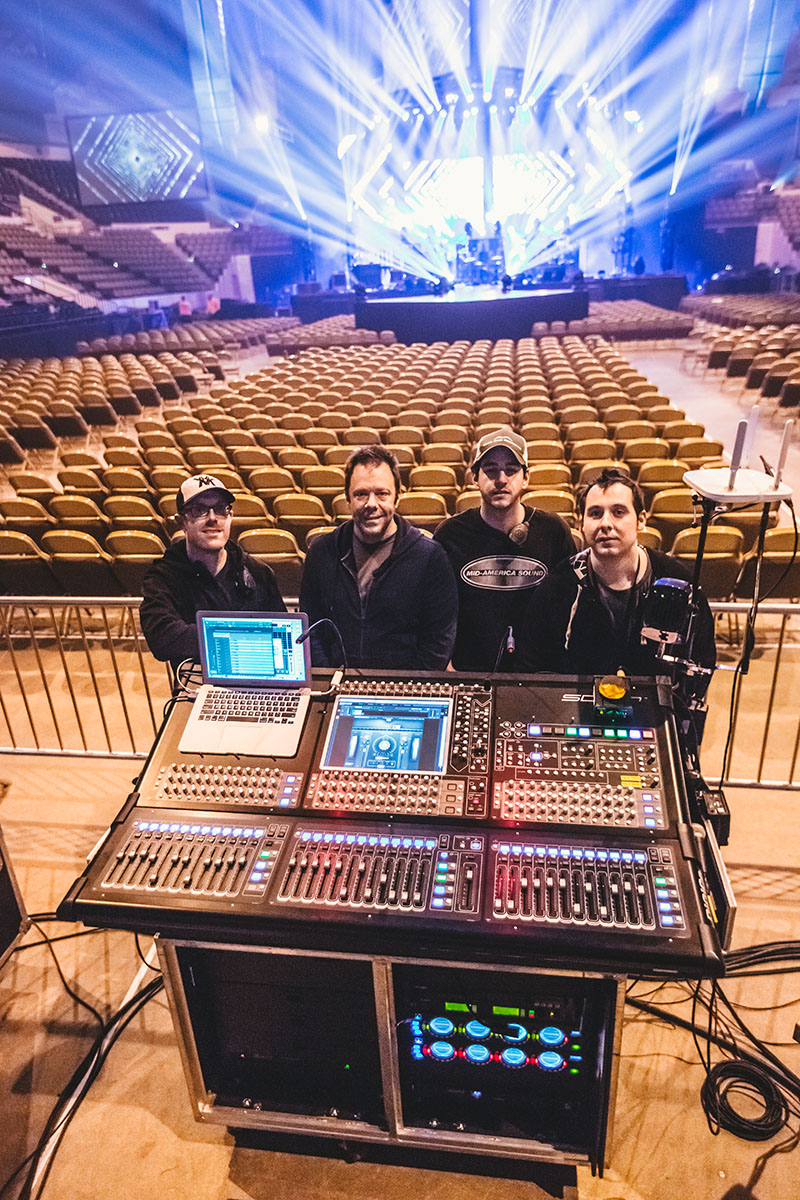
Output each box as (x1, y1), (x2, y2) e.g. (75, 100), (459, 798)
(66, 109), (207, 206)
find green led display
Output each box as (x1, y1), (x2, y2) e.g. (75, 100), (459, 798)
(492, 1005), (521, 1016)
(445, 1002), (470, 1012)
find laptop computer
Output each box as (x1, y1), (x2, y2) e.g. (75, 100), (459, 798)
(178, 611), (312, 757)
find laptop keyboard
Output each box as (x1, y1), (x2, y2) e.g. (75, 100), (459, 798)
(198, 688), (302, 724)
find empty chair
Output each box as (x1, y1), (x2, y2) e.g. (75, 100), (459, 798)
(103, 495), (167, 539)
(637, 526), (663, 553)
(671, 525), (744, 600)
(734, 527), (800, 599)
(59, 450), (104, 472)
(186, 447), (229, 472)
(407, 465), (460, 512)
(521, 488), (575, 523)
(103, 466), (156, 503)
(300, 466), (347, 515)
(57, 467), (108, 505)
(661, 421), (705, 455)
(0, 497), (56, 544)
(49, 494), (111, 545)
(8, 414), (59, 460)
(276, 447), (321, 484)
(272, 492), (328, 549)
(711, 502), (779, 552)
(675, 438), (725, 471)
(0, 530), (62, 594)
(619, 438), (671, 477)
(395, 490), (448, 533)
(249, 466), (298, 508)
(637, 459), (690, 508)
(454, 489), (481, 513)
(40, 529), (124, 595)
(524, 463), (572, 490)
(106, 530), (166, 594)
(236, 528), (305, 600)
(646, 488), (696, 551)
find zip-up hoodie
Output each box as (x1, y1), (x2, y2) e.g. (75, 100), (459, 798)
(140, 539), (285, 668)
(517, 547), (716, 682)
(299, 516), (458, 669)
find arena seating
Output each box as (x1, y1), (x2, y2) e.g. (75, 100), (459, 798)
(1, 330), (737, 597)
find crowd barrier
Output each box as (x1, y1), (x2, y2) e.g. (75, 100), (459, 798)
(0, 597), (798, 789)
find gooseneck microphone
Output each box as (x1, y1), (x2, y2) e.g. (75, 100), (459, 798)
(493, 625), (515, 673)
(296, 617), (349, 672)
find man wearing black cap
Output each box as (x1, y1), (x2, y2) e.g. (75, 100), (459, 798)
(434, 425), (574, 672)
(140, 474), (285, 669)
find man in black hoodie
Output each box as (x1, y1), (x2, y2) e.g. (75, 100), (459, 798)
(299, 445), (457, 669)
(140, 474), (285, 670)
(517, 467), (716, 683)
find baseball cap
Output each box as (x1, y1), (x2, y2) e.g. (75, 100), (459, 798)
(470, 425), (528, 471)
(177, 474), (235, 513)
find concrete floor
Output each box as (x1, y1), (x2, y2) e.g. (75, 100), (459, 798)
(2, 343), (800, 1200)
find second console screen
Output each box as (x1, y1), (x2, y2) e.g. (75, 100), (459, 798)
(321, 697), (451, 774)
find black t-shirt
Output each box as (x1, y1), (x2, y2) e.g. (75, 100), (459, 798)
(434, 506), (575, 671)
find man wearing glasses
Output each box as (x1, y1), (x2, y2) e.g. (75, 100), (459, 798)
(434, 427), (574, 672)
(140, 474), (285, 668)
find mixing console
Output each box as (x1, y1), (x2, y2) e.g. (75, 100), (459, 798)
(273, 823), (484, 919)
(488, 834), (686, 934)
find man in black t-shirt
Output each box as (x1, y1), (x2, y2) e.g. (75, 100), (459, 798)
(434, 427), (574, 672)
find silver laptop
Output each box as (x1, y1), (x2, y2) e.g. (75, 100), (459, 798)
(178, 611), (312, 757)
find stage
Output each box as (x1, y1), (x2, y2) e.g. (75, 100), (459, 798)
(354, 284), (588, 343)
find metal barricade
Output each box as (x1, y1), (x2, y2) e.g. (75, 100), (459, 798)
(1, 596), (799, 785)
(0, 597), (172, 758)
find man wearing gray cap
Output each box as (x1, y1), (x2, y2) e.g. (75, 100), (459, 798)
(140, 474), (285, 669)
(434, 426), (574, 672)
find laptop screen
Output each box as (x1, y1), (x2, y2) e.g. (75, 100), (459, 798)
(197, 611), (311, 688)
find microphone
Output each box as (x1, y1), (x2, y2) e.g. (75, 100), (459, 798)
(492, 625), (515, 673)
(296, 617), (349, 671)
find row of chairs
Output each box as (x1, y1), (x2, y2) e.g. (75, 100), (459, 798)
(2, 520), (796, 603)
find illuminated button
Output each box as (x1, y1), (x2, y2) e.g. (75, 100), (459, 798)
(616, 729), (628, 738)
(537, 1051), (564, 1071)
(629, 729), (641, 739)
(578, 727), (591, 737)
(645, 818), (656, 827)
(466, 1043), (491, 1064)
(659, 902), (673, 912)
(465, 1020), (491, 1040)
(504, 1023), (527, 1043)
(661, 915), (675, 925)
(430, 1040), (455, 1061)
(566, 726), (577, 736)
(538, 1026), (565, 1047)
(604, 729), (615, 738)
(501, 1047), (527, 1067)
(656, 888), (669, 898)
(643, 730), (654, 739)
(528, 724), (541, 736)
(429, 1017), (455, 1037)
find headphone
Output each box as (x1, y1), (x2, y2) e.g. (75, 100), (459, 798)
(508, 520), (530, 546)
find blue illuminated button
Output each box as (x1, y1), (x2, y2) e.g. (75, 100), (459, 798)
(429, 1017), (455, 1037)
(430, 1040), (455, 1061)
(538, 1025), (565, 1047)
(465, 1043), (491, 1064)
(504, 1023), (527, 1043)
(501, 1047), (527, 1067)
(537, 1051), (564, 1071)
(528, 724), (541, 736)
(629, 729), (641, 739)
(578, 727), (591, 737)
(465, 1019), (491, 1040)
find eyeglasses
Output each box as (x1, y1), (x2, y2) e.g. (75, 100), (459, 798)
(182, 502), (232, 521)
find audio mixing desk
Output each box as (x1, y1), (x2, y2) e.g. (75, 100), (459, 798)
(59, 671), (731, 1171)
